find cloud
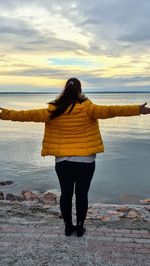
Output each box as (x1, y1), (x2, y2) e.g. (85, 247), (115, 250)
(1, 65), (150, 86)
(0, 16), (87, 55)
(0, 16), (39, 37)
(120, 24), (150, 43)
(0, 67), (68, 78)
(0, 0), (150, 91)
(1, 0), (150, 55)
(79, 74), (150, 88)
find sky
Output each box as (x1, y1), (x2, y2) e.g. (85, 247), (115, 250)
(0, 0), (150, 92)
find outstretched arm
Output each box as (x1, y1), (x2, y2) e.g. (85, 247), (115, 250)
(86, 100), (150, 119)
(0, 107), (50, 122)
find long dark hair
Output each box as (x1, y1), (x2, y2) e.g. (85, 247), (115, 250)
(48, 78), (87, 120)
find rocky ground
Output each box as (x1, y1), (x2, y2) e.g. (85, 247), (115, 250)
(0, 189), (150, 266)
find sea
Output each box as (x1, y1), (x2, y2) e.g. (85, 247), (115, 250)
(0, 92), (150, 204)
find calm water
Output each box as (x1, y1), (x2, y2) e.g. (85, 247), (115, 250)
(0, 93), (150, 204)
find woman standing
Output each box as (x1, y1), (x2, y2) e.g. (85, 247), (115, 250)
(0, 77), (150, 237)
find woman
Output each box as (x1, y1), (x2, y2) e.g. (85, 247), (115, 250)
(0, 77), (150, 237)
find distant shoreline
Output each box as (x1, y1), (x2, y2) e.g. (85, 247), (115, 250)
(0, 91), (150, 94)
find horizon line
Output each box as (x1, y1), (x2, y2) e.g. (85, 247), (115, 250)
(0, 91), (150, 94)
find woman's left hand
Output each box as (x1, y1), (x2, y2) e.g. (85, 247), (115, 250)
(140, 102), (150, 115)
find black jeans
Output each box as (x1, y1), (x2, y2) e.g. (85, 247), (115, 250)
(55, 160), (95, 225)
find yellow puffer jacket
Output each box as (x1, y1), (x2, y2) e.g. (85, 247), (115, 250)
(0, 99), (141, 157)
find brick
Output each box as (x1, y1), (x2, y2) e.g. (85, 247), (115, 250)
(121, 242), (144, 248)
(92, 231), (105, 236)
(89, 240), (118, 248)
(87, 244), (113, 253)
(104, 232), (145, 238)
(107, 257), (137, 265)
(87, 242), (135, 255)
(135, 248), (150, 254)
(140, 233), (150, 239)
(115, 237), (135, 243)
(97, 227), (114, 233)
(134, 238), (150, 244)
(104, 232), (123, 238)
(131, 229), (149, 234)
(124, 233), (144, 238)
(112, 247), (134, 254)
(143, 243), (150, 248)
(96, 236), (115, 241)
(110, 252), (124, 258)
(121, 253), (150, 262)
(114, 228), (131, 233)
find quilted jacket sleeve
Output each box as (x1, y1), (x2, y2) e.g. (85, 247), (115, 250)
(0, 108), (50, 122)
(86, 100), (141, 119)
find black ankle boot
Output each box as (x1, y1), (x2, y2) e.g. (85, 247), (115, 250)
(76, 222), (86, 237)
(65, 223), (76, 236)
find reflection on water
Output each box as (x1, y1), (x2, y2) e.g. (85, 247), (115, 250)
(0, 93), (150, 204)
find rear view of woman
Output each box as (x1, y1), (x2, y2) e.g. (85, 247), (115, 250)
(0, 77), (150, 237)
